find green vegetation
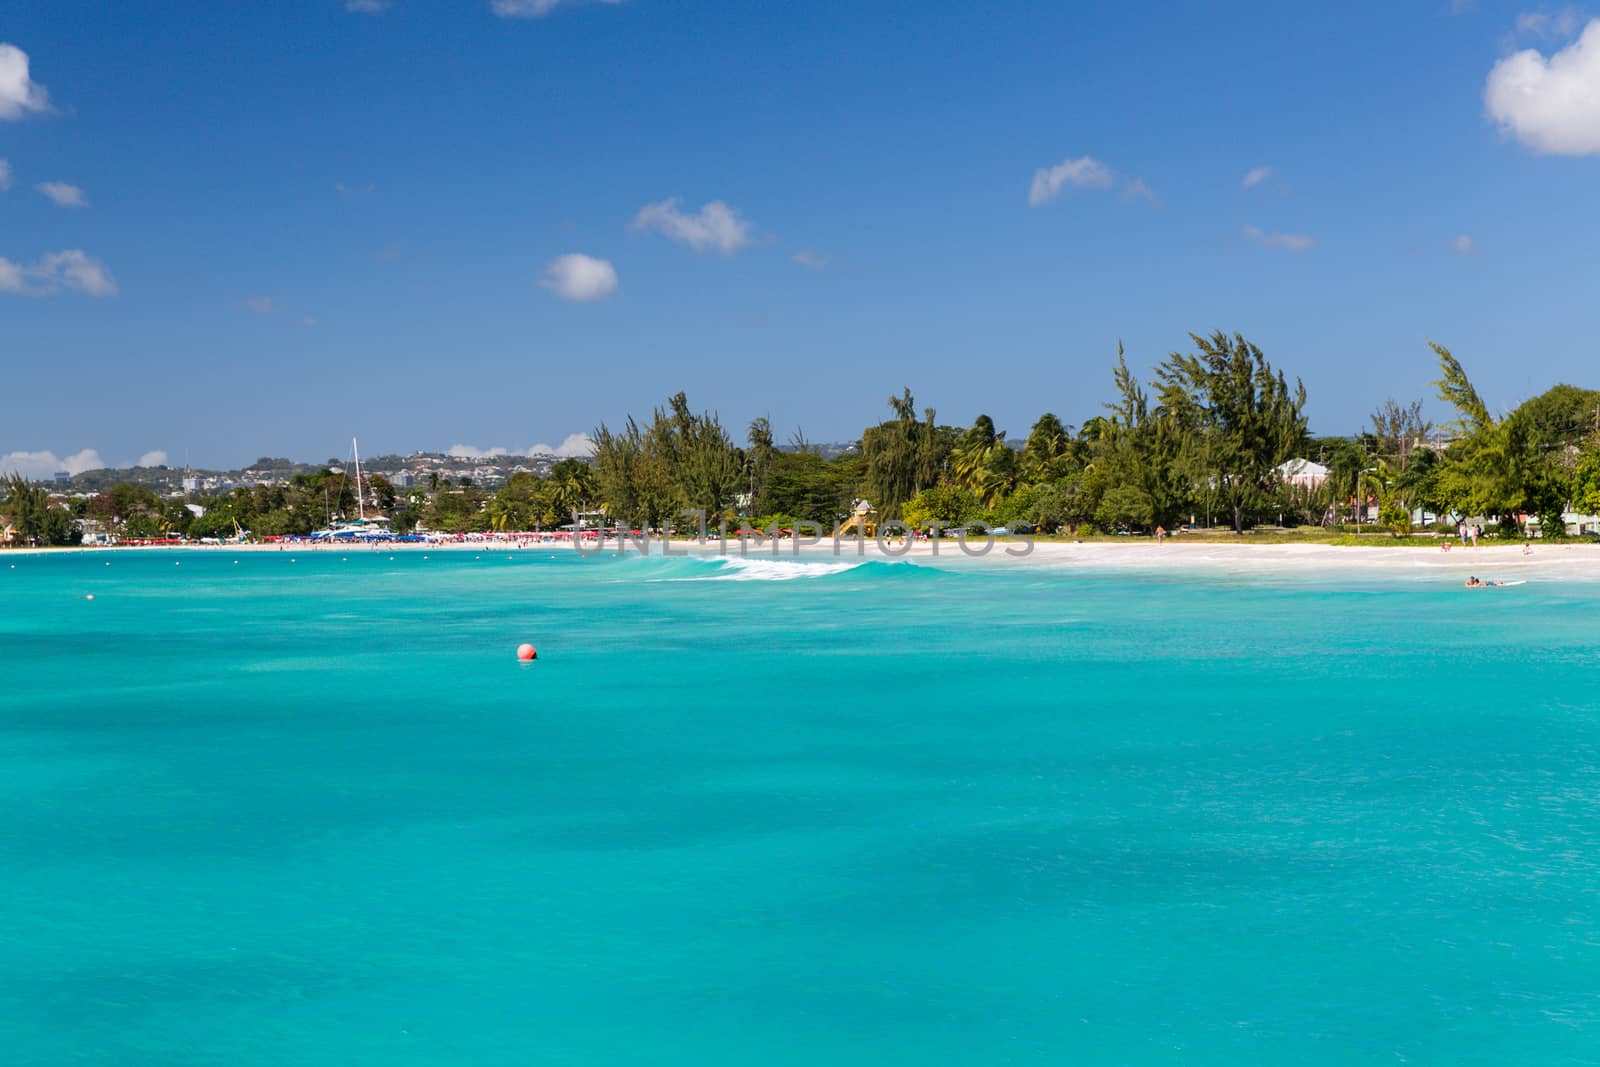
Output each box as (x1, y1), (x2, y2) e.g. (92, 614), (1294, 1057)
(8, 333), (1600, 546)
(1, 473), (81, 546)
(1426, 343), (1590, 536)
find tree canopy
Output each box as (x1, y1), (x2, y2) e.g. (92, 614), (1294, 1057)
(20, 330), (1600, 549)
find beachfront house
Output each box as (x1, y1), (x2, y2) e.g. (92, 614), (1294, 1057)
(1528, 511), (1600, 537)
(1276, 458), (1329, 489)
(1568, 512), (1600, 536)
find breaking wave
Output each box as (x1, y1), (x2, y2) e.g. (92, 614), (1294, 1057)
(633, 555), (930, 583)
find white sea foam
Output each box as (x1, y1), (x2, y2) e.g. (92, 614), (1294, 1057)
(660, 557), (873, 581)
(717, 557), (873, 580)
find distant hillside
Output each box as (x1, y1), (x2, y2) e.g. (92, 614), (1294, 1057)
(56, 449), (591, 496)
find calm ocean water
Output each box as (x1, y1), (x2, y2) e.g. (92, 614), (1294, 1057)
(4, 547), (1600, 1065)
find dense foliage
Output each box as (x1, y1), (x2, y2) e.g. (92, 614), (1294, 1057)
(1424, 343), (1597, 535)
(9, 333), (1600, 545)
(1, 474), (81, 546)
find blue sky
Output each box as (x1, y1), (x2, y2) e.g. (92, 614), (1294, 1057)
(3, 0), (1599, 473)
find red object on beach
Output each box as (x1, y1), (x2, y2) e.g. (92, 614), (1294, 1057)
(516, 643), (537, 661)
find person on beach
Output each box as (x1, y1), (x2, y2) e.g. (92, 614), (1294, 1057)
(1469, 524), (1479, 548)
(1458, 521), (1468, 545)
(1441, 539), (1452, 552)
(1154, 525), (1166, 544)
(1522, 542), (1533, 556)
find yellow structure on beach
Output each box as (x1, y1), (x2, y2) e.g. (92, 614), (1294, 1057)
(836, 499), (879, 538)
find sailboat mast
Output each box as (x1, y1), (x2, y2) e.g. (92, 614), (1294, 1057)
(353, 436), (365, 522)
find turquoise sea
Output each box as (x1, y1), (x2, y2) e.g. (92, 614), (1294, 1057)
(4, 547), (1600, 1065)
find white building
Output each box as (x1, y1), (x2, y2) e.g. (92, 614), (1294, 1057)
(1277, 458), (1329, 489)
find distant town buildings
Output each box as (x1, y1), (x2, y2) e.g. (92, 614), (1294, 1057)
(39, 447), (600, 497)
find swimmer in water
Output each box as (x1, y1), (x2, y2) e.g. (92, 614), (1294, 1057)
(1465, 576), (1504, 588)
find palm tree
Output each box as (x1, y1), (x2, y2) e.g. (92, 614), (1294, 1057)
(1357, 463), (1390, 530)
(1021, 413), (1079, 483)
(1323, 439), (1368, 526)
(948, 417), (1024, 509)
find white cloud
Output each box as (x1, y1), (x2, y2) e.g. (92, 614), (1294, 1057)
(632, 198), (753, 254)
(0, 158), (11, 191)
(0, 249), (117, 297)
(1027, 155), (1114, 206)
(0, 449), (106, 480)
(527, 434), (595, 458)
(1243, 224), (1314, 252)
(491, 0), (559, 13)
(1452, 233), (1476, 254)
(346, 0), (392, 12)
(447, 436), (595, 460)
(45, 251), (116, 295)
(1122, 177), (1159, 203)
(0, 44), (50, 121)
(36, 181), (86, 207)
(335, 181), (375, 195)
(1485, 19), (1600, 154)
(791, 250), (830, 270)
(490, 0), (623, 17)
(245, 295), (274, 314)
(62, 449), (104, 474)
(0, 449), (175, 480)
(1241, 165), (1275, 188)
(540, 253), (618, 301)
(1516, 8), (1582, 39)
(446, 444), (510, 460)
(0, 451), (66, 479)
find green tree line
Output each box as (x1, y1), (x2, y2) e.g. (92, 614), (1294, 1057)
(9, 333), (1600, 545)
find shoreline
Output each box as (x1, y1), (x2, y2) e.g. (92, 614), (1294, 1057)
(6, 536), (1597, 577)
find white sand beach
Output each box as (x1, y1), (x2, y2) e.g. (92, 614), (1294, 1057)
(11, 535), (1598, 582)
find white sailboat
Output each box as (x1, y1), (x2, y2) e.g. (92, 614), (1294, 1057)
(312, 437), (391, 540)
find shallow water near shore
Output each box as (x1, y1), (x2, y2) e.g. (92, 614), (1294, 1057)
(4, 548), (1600, 1065)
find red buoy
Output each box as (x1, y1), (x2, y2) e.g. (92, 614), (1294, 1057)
(517, 643), (537, 661)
